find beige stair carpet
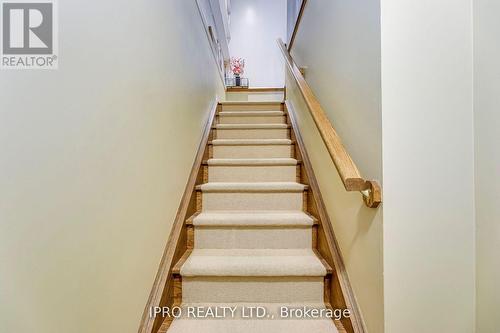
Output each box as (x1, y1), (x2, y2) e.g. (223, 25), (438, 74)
(208, 158), (298, 182)
(168, 105), (339, 332)
(215, 123), (290, 139)
(168, 303), (338, 333)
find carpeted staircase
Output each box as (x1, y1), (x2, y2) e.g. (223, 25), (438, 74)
(166, 101), (339, 333)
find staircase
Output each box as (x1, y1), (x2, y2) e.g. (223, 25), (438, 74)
(161, 101), (344, 333)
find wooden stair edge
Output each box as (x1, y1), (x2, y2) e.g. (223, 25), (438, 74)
(313, 248), (333, 274)
(325, 303), (349, 333)
(172, 249), (193, 275)
(185, 212), (200, 225)
(137, 101), (220, 333)
(285, 101), (367, 333)
(304, 211), (319, 224)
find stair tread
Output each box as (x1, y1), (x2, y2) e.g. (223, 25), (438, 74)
(180, 249), (327, 277)
(192, 210), (315, 226)
(165, 303), (339, 333)
(168, 317), (338, 333)
(168, 319), (338, 333)
(207, 158), (298, 166)
(197, 182), (307, 192)
(220, 101), (283, 105)
(215, 123), (289, 129)
(211, 139), (292, 146)
(219, 111), (285, 116)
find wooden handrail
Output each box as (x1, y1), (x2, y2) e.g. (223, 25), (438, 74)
(278, 39), (381, 208)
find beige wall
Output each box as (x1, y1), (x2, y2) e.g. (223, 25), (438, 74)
(474, 1), (500, 332)
(0, 1), (224, 332)
(289, 0), (384, 332)
(381, 1), (475, 332)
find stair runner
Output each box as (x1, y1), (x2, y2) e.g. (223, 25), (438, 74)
(166, 102), (339, 333)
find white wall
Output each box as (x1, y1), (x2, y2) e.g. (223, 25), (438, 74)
(229, 0), (287, 87)
(287, 0), (303, 43)
(474, 1), (500, 332)
(381, 1), (475, 332)
(0, 1), (224, 332)
(289, 0), (384, 332)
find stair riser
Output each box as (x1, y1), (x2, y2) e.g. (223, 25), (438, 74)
(212, 145), (293, 158)
(202, 192), (304, 211)
(216, 128), (289, 139)
(218, 115), (286, 124)
(182, 277), (324, 303)
(194, 227), (312, 249)
(208, 165), (297, 182)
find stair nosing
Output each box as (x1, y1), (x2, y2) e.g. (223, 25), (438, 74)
(202, 158), (302, 166)
(190, 211), (315, 227)
(218, 111), (285, 117)
(206, 158), (298, 166)
(179, 249), (327, 277)
(196, 182), (309, 193)
(214, 124), (290, 129)
(209, 139), (293, 146)
(219, 101), (283, 105)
